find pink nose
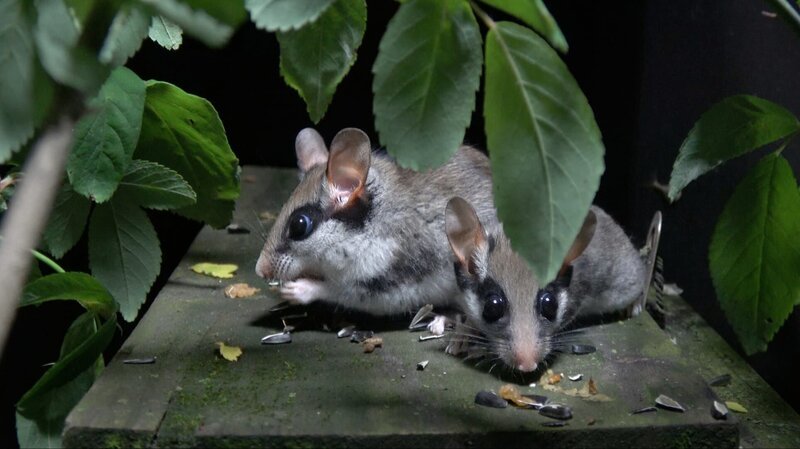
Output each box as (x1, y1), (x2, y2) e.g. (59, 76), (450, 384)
(513, 350), (539, 373)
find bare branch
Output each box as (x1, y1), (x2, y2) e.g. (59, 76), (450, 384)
(0, 116), (76, 360)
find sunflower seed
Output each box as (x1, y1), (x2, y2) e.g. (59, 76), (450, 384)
(474, 391), (507, 409)
(538, 404), (573, 420)
(568, 374), (583, 381)
(123, 357), (157, 365)
(631, 406), (657, 415)
(711, 401), (729, 420)
(417, 360), (429, 371)
(419, 334), (444, 341)
(337, 325), (355, 338)
(571, 344), (596, 355)
(708, 374), (732, 387)
(655, 394), (685, 412)
(541, 421), (568, 427)
(225, 223), (250, 234)
(261, 332), (292, 344)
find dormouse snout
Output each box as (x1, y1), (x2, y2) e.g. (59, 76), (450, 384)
(255, 252), (272, 279)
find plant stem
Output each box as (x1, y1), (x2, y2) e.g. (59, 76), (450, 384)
(766, 0), (800, 37)
(31, 248), (66, 274)
(470, 1), (495, 29)
(0, 115), (76, 360)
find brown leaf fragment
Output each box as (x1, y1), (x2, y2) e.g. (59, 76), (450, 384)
(587, 378), (598, 395)
(362, 336), (383, 353)
(224, 283), (261, 298)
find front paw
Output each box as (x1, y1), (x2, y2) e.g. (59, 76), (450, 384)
(280, 279), (327, 305)
(427, 315), (449, 336)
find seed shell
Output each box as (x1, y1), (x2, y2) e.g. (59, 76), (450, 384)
(475, 391), (508, 409)
(708, 374), (732, 387)
(350, 330), (374, 343)
(337, 325), (355, 338)
(655, 394), (685, 413)
(123, 357), (157, 365)
(571, 344), (596, 355)
(261, 332), (292, 345)
(711, 400), (729, 420)
(538, 403), (573, 420)
(631, 406), (658, 415)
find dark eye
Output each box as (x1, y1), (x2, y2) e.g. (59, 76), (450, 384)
(288, 212), (315, 240)
(482, 293), (507, 323)
(537, 290), (558, 322)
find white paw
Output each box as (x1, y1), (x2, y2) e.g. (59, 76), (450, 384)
(280, 279), (326, 305)
(427, 315), (448, 336)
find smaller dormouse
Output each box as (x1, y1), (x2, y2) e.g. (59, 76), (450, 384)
(444, 197), (647, 373)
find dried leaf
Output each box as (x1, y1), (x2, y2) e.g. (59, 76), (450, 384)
(192, 262), (238, 279)
(362, 336), (383, 353)
(216, 342), (242, 361)
(725, 401), (748, 413)
(224, 282), (260, 298)
(587, 378), (598, 395)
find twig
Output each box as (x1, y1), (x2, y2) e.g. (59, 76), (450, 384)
(0, 115), (76, 360)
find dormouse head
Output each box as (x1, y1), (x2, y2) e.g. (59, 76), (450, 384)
(445, 197), (596, 373)
(255, 127), (372, 281)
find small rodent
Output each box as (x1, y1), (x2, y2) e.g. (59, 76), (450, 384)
(255, 128), (496, 316)
(444, 197), (648, 373)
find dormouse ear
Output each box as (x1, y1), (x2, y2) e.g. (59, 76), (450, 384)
(445, 197), (487, 276)
(296, 128), (329, 175)
(327, 128), (371, 207)
(559, 209), (597, 276)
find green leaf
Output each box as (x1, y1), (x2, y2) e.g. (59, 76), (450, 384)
(135, 81), (240, 228)
(16, 311), (115, 416)
(478, 0), (568, 53)
(0, 0), (36, 162)
(99, 4), (152, 67)
(15, 311), (103, 448)
(33, 0), (109, 94)
(669, 95), (800, 201)
(246, 0), (337, 31)
(484, 21), (604, 285)
(149, 15), (184, 50)
(116, 159), (197, 210)
(89, 199), (161, 322)
(277, 0), (366, 123)
(709, 153), (800, 355)
(42, 183), (91, 259)
(20, 272), (116, 318)
(67, 66), (146, 203)
(373, 0), (482, 170)
(137, 0), (241, 47)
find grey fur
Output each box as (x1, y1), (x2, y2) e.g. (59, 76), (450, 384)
(446, 201), (647, 373)
(255, 128), (496, 316)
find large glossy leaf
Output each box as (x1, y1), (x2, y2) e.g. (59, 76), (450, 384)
(20, 272), (116, 318)
(478, 0), (568, 53)
(246, 0), (337, 31)
(137, 0), (243, 47)
(42, 183), (91, 259)
(0, 0), (35, 162)
(669, 95), (800, 201)
(67, 67), (146, 203)
(373, 0), (482, 170)
(149, 16), (183, 50)
(277, 0), (366, 123)
(89, 199), (161, 321)
(33, 0), (109, 94)
(709, 153), (800, 355)
(484, 21), (604, 285)
(116, 159), (197, 210)
(16, 311), (115, 415)
(135, 81), (240, 228)
(99, 4), (152, 67)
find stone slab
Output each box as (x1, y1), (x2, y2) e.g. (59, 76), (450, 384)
(61, 166), (779, 448)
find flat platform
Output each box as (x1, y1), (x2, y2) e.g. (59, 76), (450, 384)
(63, 166), (799, 448)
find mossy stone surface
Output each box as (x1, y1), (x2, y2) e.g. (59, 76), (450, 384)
(62, 167), (793, 448)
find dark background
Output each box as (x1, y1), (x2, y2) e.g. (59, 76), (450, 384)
(3, 1), (799, 446)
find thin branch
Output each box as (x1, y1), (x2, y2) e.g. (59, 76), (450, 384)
(0, 115), (76, 360)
